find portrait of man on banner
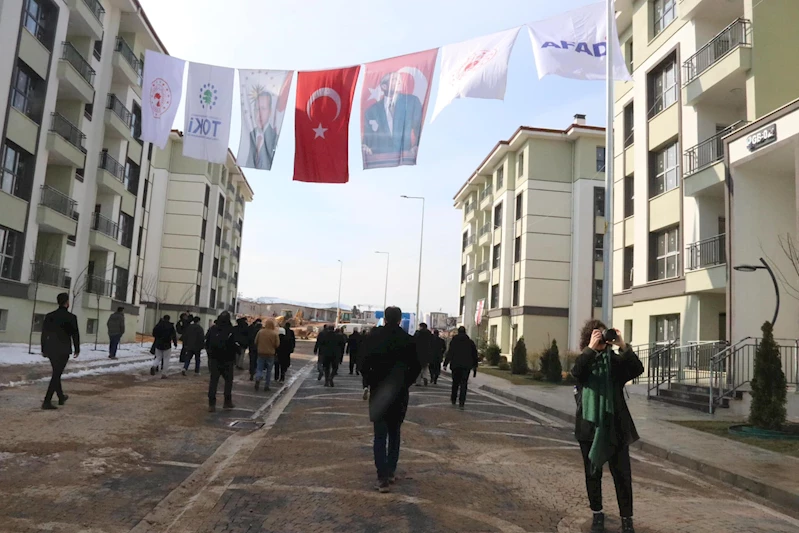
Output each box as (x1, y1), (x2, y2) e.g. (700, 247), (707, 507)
(237, 70), (293, 171)
(361, 49), (437, 170)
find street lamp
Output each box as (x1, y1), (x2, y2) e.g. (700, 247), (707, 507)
(375, 251), (390, 312)
(335, 259), (343, 328)
(734, 257), (779, 327)
(401, 195), (425, 325)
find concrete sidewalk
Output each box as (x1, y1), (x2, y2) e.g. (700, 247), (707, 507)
(445, 369), (799, 513)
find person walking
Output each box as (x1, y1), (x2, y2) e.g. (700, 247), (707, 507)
(276, 320), (296, 383)
(314, 325), (331, 380)
(315, 325), (340, 387)
(151, 315), (178, 378)
(359, 327), (374, 400)
(181, 316), (205, 375)
(106, 307), (125, 359)
(40, 292), (80, 410)
(176, 312), (190, 364)
(233, 317), (250, 370)
(360, 306), (420, 493)
(254, 319), (280, 391)
(430, 329), (446, 384)
(443, 326), (478, 409)
(413, 322), (434, 386)
(205, 311), (240, 412)
(347, 328), (362, 375)
(572, 320), (644, 533)
(247, 318), (262, 381)
(334, 327), (347, 374)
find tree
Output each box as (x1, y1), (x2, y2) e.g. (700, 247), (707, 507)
(511, 337), (529, 375)
(485, 343), (501, 366)
(749, 321), (787, 430)
(540, 340), (562, 383)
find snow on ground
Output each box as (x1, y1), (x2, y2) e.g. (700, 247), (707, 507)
(0, 343), (153, 366)
(2, 356), (184, 388)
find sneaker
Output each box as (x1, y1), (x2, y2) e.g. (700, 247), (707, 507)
(150, 367), (156, 376)
(363, 388), (369, 401)
(195, 370), (200, 375)
(223, 401), (235, 410)
(620, 517), (635, 533)
(182, 370), (186, 376)
(377, 480), (390, 493)
(58, 394), (69, 406)
(590, 512), (605, 533)
(388, 473), (397, 484)
(161, 374), (168, 379)
(41, 402), (57, 410)
(249, 374), (254, 381)
(255, 380), (260, 391)
(208, 404), (216, 413)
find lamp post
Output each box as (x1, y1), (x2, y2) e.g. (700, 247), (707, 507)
(401, 195), (425, 325)
(335, 259), (343, 328)
(734, 257), (779, 327)
(375, 251), (390, 312)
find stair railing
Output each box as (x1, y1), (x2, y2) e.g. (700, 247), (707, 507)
(709, 337), (753, 413)
(645, 339), (681, 399)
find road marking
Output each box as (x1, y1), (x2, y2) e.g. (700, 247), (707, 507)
(153, 461), (202, 469)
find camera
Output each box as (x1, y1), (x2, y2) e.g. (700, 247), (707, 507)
(602, 328), (618, 343)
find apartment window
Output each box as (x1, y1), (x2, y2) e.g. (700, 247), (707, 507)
(0, 226), (23, 281)
(93, 39), (102, 60)
(209, 288), (216, 308)
(624, 175), (635, 217)
(653, 0), (676, 37)
(515, 193), (523, 221)
(462, 231), (468, 251)
(131, 102), (142, 143)
(514, 236), (521, 263)
(492, 244), (500, 269)
(651, 226), (679, 281)
(490, 325), (497, 344)
(87, 317), (100, 335)
(594, 187), (605, 217)
(22, 0), (57, 50)
(623, 246), (634, 290)
(512, 280), (520, 306)
(490, 284), (499, 309)
(651, 141), (679, 196)
(596, 147), (606, 172)
(459, 296), (465, 316)
(518, 153), (524, 177)
(594, 234), (604, 262)
(593, 280), (603, 308)
(1, 141), (33, 200)
(625, 38), (634, 73)
(33, 313), (46, 332)
(648, 55), (677, 117)
(654, 314), (679, 345)
(201, 220), (207, 241)
(0, 309), (7, 331)
(493, 202), (502, 227)
(218, 195), (225, 216)
(194, 285), (201, 307)
(114, 267), (128, 301)
(624, 319), (633, 344)
(75, 168), (84, 182)
(215, 227), (221, 246)
(198, 252), (204, 273)
(141, 180), (149, 208)
(495, 166), (504, 191)
(213, 258), (219, 277)
(124, 159), (139, 194)
(84, 102), (93, 121)
(136, 227), (143, 255)
(10, 61), (44, 123)
(67, 233), (76, 246)
(623, 102), (634, 147)
(461, 264), (466, 283)
(118, 212), (133, 248)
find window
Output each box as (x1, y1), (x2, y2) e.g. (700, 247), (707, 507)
(0, 226), (22, 281)
(213, 258), (219, 277)
(118, 212), (133, 248)
(460, 296), (465, 316)
(495, 166), (504, 190)
(623, 246), (634, 290)
(114, 267), (128, 301)
(594, 234), (604, 262)
(624, 175), (635, 218)
(0, 309), (7, 331)
(593, 280), (603, 308)
(84, 102), (93, 121)
(22, 0), (57, 50)
(215, 227), (221, 246)
(198, 252), (204, 273)
(75, 168), (84, 182)
(596, 147), (606, 172)
(492, 244), (500, 269)
(201, 220), (207, 241)
(490, 284), (499, 309)
(85, 318), (98, 334)
(490, 325), (497, 344)
(518, 153), (524, 177)
(10, 61), (44, 122)
(653, 0), (676, 37)
(654, 314), (679, 345)
(218, 194), (225, 216)
(651, 227), (679, 281)
(594, 187), (605, 217)
(33, 313), (46, 332)
(512, 280), (520, 306)
(131, 102), (142, 143)
(209, 288), (216, 308)
(124, 159), (139, 194)
(1, 141), (33, 200)
(204, 185), (211, 207)
(624, 319), (633, 345)
(649, 56), (677, 117)
(141, 179), (149, 208)
(493, 202), (502, 227)
(194, 285), (201, 307)
(462, 232), (468, 251)
(651, 141), (679, 196)
(515, 193), (523, 221)
(136, 227), (143, 255)
(514, 237), (521, 263)
(461, 264), (466, 283)
(625, 38), (634, 72)
(623, 103), (634, 147)
(93, 39), (102, 61)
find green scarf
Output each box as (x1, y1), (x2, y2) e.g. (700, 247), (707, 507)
(581, 347), (616, 473)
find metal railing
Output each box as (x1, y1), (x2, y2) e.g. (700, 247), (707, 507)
(92, 212), (119, 239)
(115, 38), (142, 85)
(224, 212), (232, 222)
(236, 195), (244, 206)
(107, 94), (132, 127)
(82, 0), (105, 23)
(98, 151), (125, 181)
(86, 275), (112, 297)
(62, 42), (95, 85)
(686, 234), (726, 271)
(683, 19), (751, 84)
(684, 121), (746, 176)
(462, 234), (475, 251)
(479, 223), (491, 237)
(219, 271), (228, 280)
(50, 113), (86, 152)
(480, 188), (492, 202)
(40, 185), (77, 219)
(227, 183), (235, 194)
(477, 262), (488, 273)
(221, 241), (230, 250)
(30, 261), (70, 288)
(465, 203), (474, 214)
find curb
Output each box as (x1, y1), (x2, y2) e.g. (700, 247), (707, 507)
(478, 384), (799, 513)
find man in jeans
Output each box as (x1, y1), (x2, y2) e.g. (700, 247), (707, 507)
(360, 306), (420, 493)
(106, 307), (125, 359)
(443, 326), (478, 409)
(40, 292), (80, 409)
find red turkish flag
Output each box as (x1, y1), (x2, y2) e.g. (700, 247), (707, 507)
(294, 66), (360, 183)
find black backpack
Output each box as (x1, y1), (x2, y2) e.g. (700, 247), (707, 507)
(207, 326), (233, 355)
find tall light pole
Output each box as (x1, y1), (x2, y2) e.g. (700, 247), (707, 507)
(401, 195), (425, 325)
(375, 251), (390, 312)
(335, 259), (343, 328)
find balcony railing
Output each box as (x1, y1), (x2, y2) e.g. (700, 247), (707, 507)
(236, 195), (244, 206)
(686, 234), (726, 271)
(92, 212), (119, 239)
(683, 19), (751, 85)
(465, 203), (474, 214)
(479, 223), (491, 237)
(683, 121), (746, 177)
(462, 234), (475, 251)
(479, 188), (492, 202)
(82, 0), (105, 23)
(40, 185), (77, 219)
(224, 212), (233, 222)
(477, 262), (488, 273)
(50, 113), (86, 152)
(30, 261), (70, 288)
(86, 275), (112, 296)
(98, 151), (125, 181)
(221, 241), (230, 250)
(62, 42), (95, 85)
(107, 94), (132, 127)
(114, 38), (142, 85)
(219, 271), (228, 280)
(227, 183), (235, 194)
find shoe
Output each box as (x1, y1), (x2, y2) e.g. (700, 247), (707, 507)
(388, 473), (397, 484)
(150, 367), (156, 376)
(208, 404), (216, 413)
(621, 517), (635, 533)
(459, 404), (465, 410)
(590, 512), (605, 533)
(363, 388), (369, 401)
(324, 382), (330, 387)
(161, 374), (168, 379)
(195, 370), (200, 375)
(451, 400), (456, 406)
(280, 378), (285, 383)
(255, 380), (260, 391)
(41, 402), (57, 410)
(58, 394), (69, 406)
(223, 401), (235, 409)
(377, 480), (390, 493)
(318, 372), (323, 381)
(424, 378), (428, 386)
(329, 381), (334, 387)
(236, 366), (244, 370)
(356, 371), (360, 376)
(349, 371), (353, 375)
(249, 374), (254, 381)
(182, 370), (186, 376)
(265, 386), (271, 392)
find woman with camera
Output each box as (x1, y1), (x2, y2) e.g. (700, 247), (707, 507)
(572, 320), (644, 533)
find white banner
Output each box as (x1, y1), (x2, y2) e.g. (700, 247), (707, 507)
(431, 27), (521, 121)
(527, 2), (631, 81)
(237, 69), (293, 171)
(183, 62), (235, 164)
(140, 50), (185, 149)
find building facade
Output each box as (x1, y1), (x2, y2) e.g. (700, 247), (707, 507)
(454, 116), (607, 355)
(611, 0), (799, 347)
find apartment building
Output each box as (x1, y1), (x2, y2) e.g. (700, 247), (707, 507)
(142, 132), (252, 332)
(611, 0), (799, 347)
(0, 0), (168, 343)
(454, 116), (607, 355)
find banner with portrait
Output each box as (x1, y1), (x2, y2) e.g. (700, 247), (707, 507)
(237, 69), (294, 171)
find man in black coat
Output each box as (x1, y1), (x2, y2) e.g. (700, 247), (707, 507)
(430, 330), (446, 384)
(347, 329), (362, 375)
(443, 326), (478, 409)
(413, 323), (435, 386)
(233, 317), (249, 370)
(247, 318), (262, 380)
(205, 311), (241, 412)
(181, 316), (205, 375)
(360, 306), (421, 493)
(276, 321), (296, 383)
(40, 292), (80, 410)
(151, 315), (178, 378)
(315, 325), (341, 387)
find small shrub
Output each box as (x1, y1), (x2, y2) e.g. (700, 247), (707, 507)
(498, 361), (511, 371)
(540, 340), (563, 383)
(477, 337), (488, 359)
(530, 370), (544, 381)
(511, 337), (529, 375)
(486, 343), (502, 366)
(561, 351), (581, 373)
(749, 322), (787, 430)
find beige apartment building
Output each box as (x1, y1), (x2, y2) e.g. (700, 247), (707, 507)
(611, 0), (799, 348)
(454, 116), (607, 355)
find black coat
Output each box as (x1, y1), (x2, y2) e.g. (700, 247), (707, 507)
(444, 333), (478, 370)
(432, 335), (446, 364)
(571, 346), (644, 445)
(361, 325), (421, 422)
(205, 322), (239, 362)
(413, 328), (436, 366)
(182, 323), (205, 352)
(152, 319), (178, 350)
(233, 321), (250, 348)
(278, 328), (296, 357)
(41, 307), (80, 357)
(314, 329), (340, 359)
(346, 332), (362, 357)
(247, 323), (262, 350)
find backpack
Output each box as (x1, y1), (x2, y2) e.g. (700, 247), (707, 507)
(207, 326), (233, 356)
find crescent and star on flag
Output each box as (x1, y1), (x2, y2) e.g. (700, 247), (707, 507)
(306, 87), (341, 139)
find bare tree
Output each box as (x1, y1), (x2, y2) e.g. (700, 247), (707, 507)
(139, 273), (170, 333)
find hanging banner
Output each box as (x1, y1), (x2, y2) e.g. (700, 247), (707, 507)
(475, 298), (485, 326)
(237, 69), (293, 171)
(527, 2), (631, 81)
(431, 27), (521, 121)
(360, 49), (437, 169)
(140, 50), (185, 149)
(183, 62), (235, 164)
(293, 66), (360, 184)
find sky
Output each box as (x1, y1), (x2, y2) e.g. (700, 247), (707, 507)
(137, 0), (607, 317)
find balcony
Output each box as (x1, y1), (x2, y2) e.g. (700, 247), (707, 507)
(683, 121), (746, 196)
(47, 113), (86, 167)
(96, 151), (127, 197)
(227, 183), (235, 194)
(682, 19), (751, 106)
(477, 261), (489, 283)
(479, 188), (493, 207)
(478, 223), (491, 245)
(89, 212), (128, 264)
(37, 186), (78, 235)
(57, 42), (95, 103)
(112, 37), (142, 93)
(685, 234), (727, 293)
(29, 261), (72, 304)
(463, 234), (476, 255)
(65, 0), (104, 40)
(221, 241), (230, 251)
(92, 212), (118, 239)
(219, 271), (228, 281)
(224, 212), (233, 222)
(105, 94), (133, 140)
(464, 202), (476, 223)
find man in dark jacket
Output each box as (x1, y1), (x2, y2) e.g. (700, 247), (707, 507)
(247, 318), (262, 381)
(335, 327), (347, 371)
(430, 330), (446, 384)
(205, 311), (240, 412)
(151, 315), (178, 378)
(443, 327), (478, 409)
(360, 307), (420, 493)
(347, 329), (362, 375)
(571, 320), (643, 533)
(233, 317), (249, 370)
(181, 316), (205, 375)
(106, 307), (125, 359)
(413, 323), (435, 386)
(176, 312), (191, 363)
(40, 292), (80, 410)
(316, 326), (341, 386)
(276, 321), (296, 383)
(314, 325), (331, 380)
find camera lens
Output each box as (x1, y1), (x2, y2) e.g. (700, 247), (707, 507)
(603, 329), (617, 343)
